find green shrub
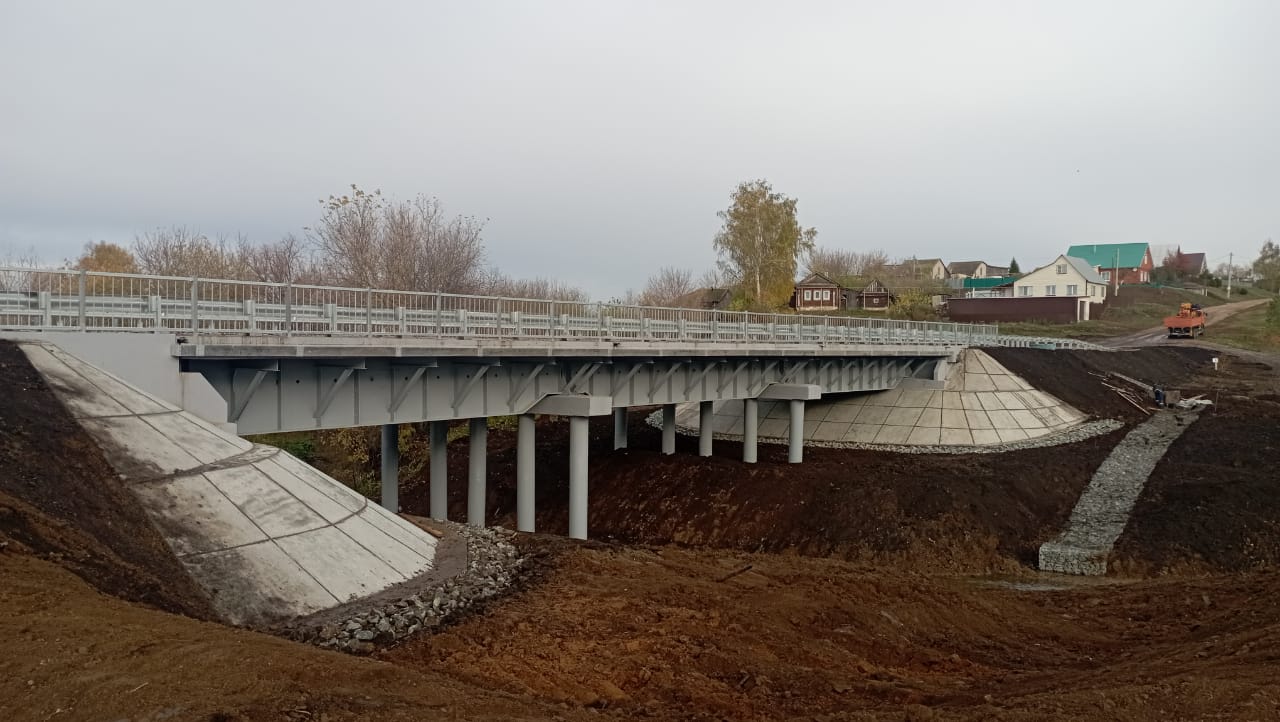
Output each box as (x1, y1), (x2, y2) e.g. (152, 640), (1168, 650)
(1266, 298), (1280, 332)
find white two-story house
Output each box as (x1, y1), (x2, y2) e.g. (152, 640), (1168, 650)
(1012, 255), (1109, 320)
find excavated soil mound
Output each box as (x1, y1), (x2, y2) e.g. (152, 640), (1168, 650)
(0, 340), (214, 619)
(1114, 394), (1280, 572)
(985, 346), (1215, 419)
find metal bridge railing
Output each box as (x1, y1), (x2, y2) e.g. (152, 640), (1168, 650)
(0, 266), (1012, 347)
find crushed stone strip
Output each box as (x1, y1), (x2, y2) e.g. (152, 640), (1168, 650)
(1039, 410), (1200, 575)
(281, 522), (524, 654)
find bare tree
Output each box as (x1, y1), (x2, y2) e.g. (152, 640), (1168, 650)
(308, 185), (488, 292)
(483, 270), (588, 301)
(639, 266), (696, 306)
(237, 234), (317, 284)
(133, 226), (245, 278)
(0, 245), (41, 292)
(697, 267), (731, 290)
(806, 247), (889, 279)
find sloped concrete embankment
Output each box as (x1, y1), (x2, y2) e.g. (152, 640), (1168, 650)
(664, 349), (1107, 452)
(18, 342), (453, 628)
(1039, 410), (1199, 575)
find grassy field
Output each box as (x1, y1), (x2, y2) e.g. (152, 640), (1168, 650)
(1204, 301), (1280, 353)
(996, 285), (1265, 340)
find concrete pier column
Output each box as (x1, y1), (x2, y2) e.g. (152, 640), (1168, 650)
(429, 420), (449, 520)
(467, 417), (488, 527)
(568, 415), (589, 540)
(788, 399), (805, 464)
(613, 407), (628, 450)
(380, 423), (399, 512)
(742, 398), (758, 464)
(516, 414), (536, 533)
(661, 403), (677, 455)
(698, 400), (714, 457)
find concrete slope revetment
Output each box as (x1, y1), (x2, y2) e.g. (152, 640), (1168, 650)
(668, 348), (1089, 449)
(19, 342), (439, 627)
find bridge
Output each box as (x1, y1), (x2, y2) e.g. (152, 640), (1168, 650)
(0, 266), (1089, 539)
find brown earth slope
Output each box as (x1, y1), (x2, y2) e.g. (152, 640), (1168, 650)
(0, 340), (213, 619)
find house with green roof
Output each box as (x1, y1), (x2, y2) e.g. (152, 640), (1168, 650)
(1065, 243), (1153, 285)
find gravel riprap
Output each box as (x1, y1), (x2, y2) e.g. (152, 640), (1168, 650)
(281, 522), (524, 655)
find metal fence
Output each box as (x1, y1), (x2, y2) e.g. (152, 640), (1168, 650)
(0, 266), (1023, 347)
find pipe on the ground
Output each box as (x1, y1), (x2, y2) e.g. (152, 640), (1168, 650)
(467, 417), (487, 527)
(788, 399), (804, 464)
(380, 423), (399, 512)
(516, 413), (536, 533)
(698, 400), (714, 457)
(613, 407), (627, 450)
(569, 415), (589, 540)
(743, 398), (758, 464)
(429, 420), (448, 520)
(662, 403), (676, 455)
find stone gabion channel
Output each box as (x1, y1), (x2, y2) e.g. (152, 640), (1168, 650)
(283, 523), (524, 655)
(1039, 410), (1200, 575)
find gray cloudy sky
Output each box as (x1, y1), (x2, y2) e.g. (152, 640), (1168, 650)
(2, 1), (1277, 297)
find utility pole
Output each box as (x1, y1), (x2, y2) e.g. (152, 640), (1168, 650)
(1113, 248), (1119, 297)
(1227, 252), (1233, 299)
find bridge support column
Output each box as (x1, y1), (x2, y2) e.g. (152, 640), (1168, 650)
(569, 415), (589, 540)
(661, 403), (676, 455)
(788, 400), (805, 464)
(613, 407), (627, 450)
(516, 414), (536, 533)
(380, 423), (399, 512)
(742, 398), (758, 464)
(468, 417), (487, 527)
(429, 420), (449, 520)
(698, 401), (714, 457)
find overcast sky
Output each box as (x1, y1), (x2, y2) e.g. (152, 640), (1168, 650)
(2, 1), (1276, 297)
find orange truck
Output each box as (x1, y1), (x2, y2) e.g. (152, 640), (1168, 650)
(1164, 302), (1207, 338)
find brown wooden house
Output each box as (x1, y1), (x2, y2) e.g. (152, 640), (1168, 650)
(792, 274), (896, 311)
(794, 273), (843, 311)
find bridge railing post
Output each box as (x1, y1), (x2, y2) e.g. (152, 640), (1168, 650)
(366, 288), (373, 337)
(190, 277), (199, 333)
(77, 270), (87, 329)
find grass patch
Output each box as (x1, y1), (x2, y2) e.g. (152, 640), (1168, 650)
(247, 432), (317, 462)
(997, 286), (1228, 339)
(1207, 301), (1280, 353)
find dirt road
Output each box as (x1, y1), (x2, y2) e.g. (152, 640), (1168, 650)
(1104, 298), (1267, 348)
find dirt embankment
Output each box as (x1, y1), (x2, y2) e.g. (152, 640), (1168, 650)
(986, 346), (1216, 419)
(389, 347), (1217, 572)
(1113, 354), (1280, 573)
(383, 536), (1280, 721)
(0, 340), (214, 619)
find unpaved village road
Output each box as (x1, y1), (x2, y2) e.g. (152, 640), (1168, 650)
(1104, 297), (1267, 348)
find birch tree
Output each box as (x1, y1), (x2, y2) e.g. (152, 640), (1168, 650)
(713, 180), (816, 309)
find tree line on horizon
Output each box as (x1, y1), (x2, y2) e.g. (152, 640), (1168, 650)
(20, 180), (1280, 308)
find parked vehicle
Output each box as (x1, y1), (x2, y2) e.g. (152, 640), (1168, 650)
(1164, 302), (1207, 338)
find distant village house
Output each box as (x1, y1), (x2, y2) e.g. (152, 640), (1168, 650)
(882, 258), (950, 281)
(793, 273), (896, 312)
(947, 260), (1009, 279)
(947, 254), (1108, 323)
(1066, 243), (1153, 285)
